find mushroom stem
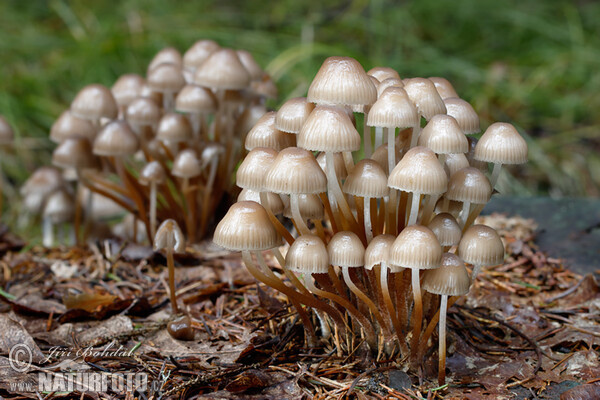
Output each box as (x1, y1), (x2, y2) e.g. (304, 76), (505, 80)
(290, 194), (311, 235)
(259, 192), (295, 245)
(313, 219), (326, 242)
(304, 273), (377, 350)
(319, 192), (339, 233)
(364, 197), (373, 242)
(242, 251), (347, 334)
(397, 191), (408, 231)
(462, 203), (486, 233)
(418, 295), (459, 361)
(342, 152), (355, 175)
(74, 179), (82, 245)
(471, 264), (483, 284)
(167, 247), (179, 314)
(375, 127), (384, 148)
(407, 192), (421, 226)
(326, 152), (358, 230)
(409, 124), (421, 149)
(386, 191), (398, 235)
(410, 268), (423, 360)
(150, 182), (157, 240)
(342, 267), (387, 332)
(458, 201), (471, 228)
(420, 194), (441, 225)
(380, 262), (408, 356)
(363, 109), (372, 158)
(387, 127), (396, 179)
(163, 92), (175, 111)
(490, 162), (502, 188)
(438, 294), (448, 385)
(42, 216), (53, 247)
(199, 157), (218, 238)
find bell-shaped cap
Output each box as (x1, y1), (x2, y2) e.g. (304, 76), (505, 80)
(371, 142), (404, 175)
(183, 40), (220, 72)
(214, 201), (281, 251)
(156, 113), (193, 143)
(71, 84), (118, 121)
(52, 137), (98, 171)
(193, 48), (250, 90)
(367, 87), (419, 128)
(458, 224), (504, 266)
(200, 143), (225, 166)
(275, 97), (315, 134)
(445, 167), (492, 204)
(418, 114), (468, 154)
(343, 159), (388, 198)
(93, 121), (139, 157)
(286, 234), (329, 274)
(298, 105), (360, 152)
(364, 234), (396, 270)
(43, 189), (74, 223)
(283, 193), (324, 220)
(367, 67), (400, 82)
(147, 63), (185, 94)
(444, 153), (470, 177)
(175, 84), (217, 114)
(172, 149), (202, 178)
(153, 218), (186, 253)
(427, 213), (462, 247)
(390, 225), (441, 270)
(388, 146), (448, 195)
(429, 77), (459, 100)
(21, 167), (65, 198)
(444, 97), (480, 135)
(112, 74), (145, 108)
(402, 78), (446, 120)
(474, 122), (528, 165)
(238, 189), (285, 215)
(244, 112), (296, 151)
(139, 161), (166, 185)
(235, 104), (267, 137)
(307, 56), (377, 106)
(264, 147), (327, 194)
(236, 49), (263, 81)
(148, 47), (182, 73)
(328, 231), (365, 268)
(376, 78), (404, 97)
(126, 97), (161, 127)
(50, 111), (96, 144)
(236, 147), (278, 190)
(423, 253), (470, 296)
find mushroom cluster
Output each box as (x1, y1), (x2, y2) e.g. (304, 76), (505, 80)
(214, 57), (528, 384)
(22, 40), (275, 246)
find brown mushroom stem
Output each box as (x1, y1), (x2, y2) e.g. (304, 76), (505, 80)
(304, 273), (377, 350)
(397, 191), (408, 231)
(380, 263), (408, 356)
(387, 127), (397, 178)
(326, 152), (358, 230)
(149, 181), (158, 240)
(313, 219), (326, 242)
(81, 178), (135, 214)
(377, 198), (386, 236)
(395, 270), (409, 332)
(259, 192), (294, 245)
(490, 162), (502, 188)
(438, 294), (449, 385)
(409, 268), (423, 360)
(319, 193), (339, 233)
(199, 157), (219, 238)
(242, 251), (346, 335)
(470, 264), (484, 284)
(328, 266), (346, 299)
(420, 194), (441, 226)
(166, 247), (179, 314)
(363, 110), (372, 158)
(418, 296), (459, 361)
(462, 204), (486, 233)
(342, 152), (355, 175)
(407, 192), (422, 226)
(409, 125), (421, 149)
(386, 191), (398, 235)
(114, 158), (151, 240)
(342, 267), (387, 331)
(290, 194), (311, 235)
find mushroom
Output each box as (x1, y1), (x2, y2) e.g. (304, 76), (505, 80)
(422, 253), (470, 384)
(139, 161), (166, 239)
(147, 62), (185, 111)
(458, 224), (504, 283)
(154, 219), (185, 314)
(42, 189), (75, 247)
(70, 84), (118, 128)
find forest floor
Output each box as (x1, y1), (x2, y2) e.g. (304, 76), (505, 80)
(0, 214), (598, 399)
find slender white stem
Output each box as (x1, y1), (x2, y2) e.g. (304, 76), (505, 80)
(189, 113), (201, 140)
(326, 152), (355, 226)
(375, 127), (384, 148)
(150, 182), (157, 240)
(388, 127), (396, 176)
(439, 294), (448, 385)
(291, 194), (311, 235)
(490, 162), (502, 188)
(458, 201), (471, 228)
(342, 152), (354, 175)
(471, 264), (483, 284)
(363, 197), (373, 242)
(410, 124), (421, 149)
(342, 267), (387, 330)
(41, 216), (53, 245)
(363, 109), (372, 158)
(410, 267), (423, 358)
(407, 192), (421, 226)
(420, 194), (440, 226)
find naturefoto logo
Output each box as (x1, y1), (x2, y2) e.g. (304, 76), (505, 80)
(8, 344), (160, 394)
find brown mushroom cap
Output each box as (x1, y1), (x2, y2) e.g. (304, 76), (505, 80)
(445, 167), (492, 204)
(125, 97), (161, 127)
(71, 84), (118, 121)
(244, 112), (296, 151)
(214, 201), (281, 251)
(367, 67), (401, 82)
(343, 159), (388, 198)
(147, 63), (186, 94)
(236, 49), (264, 81)
(43, 189), (74, 223)
(307, 56), (377, 106)
(282, 193), (324, 220)
(389, 225), (442, 270)
(444, 153), (471, 177)
(93, 121), (139, 157)
(328, 231), (365, 268)
(422, 253), (470, 296)
(172, 149), (202, 178)
(376, 78), (404, 97)
(175, 84), (217, 114)
(443, 97), (480, 135)
(183, 40), (220, 72)
(264, 147), (327, 194)
(153, 218), (186, 253)
(429, 77), (459, 100)
(388, 146), (448, 195)
(418, 114), (468, 154)
(148, 47), (183, 73)
(50, 111), (96, 144)
(156, 113), (193, 143)
(427, 213), (462, 247)
(364, 234), (396, 270)
(236, 147), (278, 190)
(367, 87), (419, 128)
(238, 189), (285, 215)
(52, 137), (98, 171)
(112, 74), (145, 108)
(402, 78), (446, 120)
(474, 122), (528, 165)
(275, 97), (315, 134)
(139, 161), (166, 185)
(298, 105), (361, 152)
(193, 48), (251, 90)
(371, 142), (404, 175)
(458, 224), (504, 266)
(285, 234), (329, 274)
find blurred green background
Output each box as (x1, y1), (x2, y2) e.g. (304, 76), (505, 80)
(1, 0), (599, 209)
